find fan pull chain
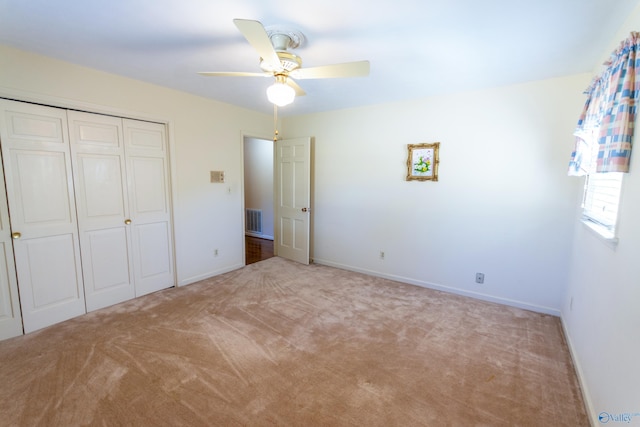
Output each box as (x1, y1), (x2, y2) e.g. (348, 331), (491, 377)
(273, 104), (279, 142)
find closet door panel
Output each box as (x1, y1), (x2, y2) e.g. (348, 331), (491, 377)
(0, 157), (22, 340)
(84, 227), (131, 291)
(14, 151), (74, 224)
(81, 155), (125, 217)
(124, 119), (174, 296)
(0, 100), (85, 333)
(19, 235), (81, 308)
(0, 242), (21, 339)
(68, 111), (135, 312)
(135, 221), (172, 277)
(129, 157), (168, 215)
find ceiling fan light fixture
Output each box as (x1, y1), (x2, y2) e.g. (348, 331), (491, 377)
(267, 76), (295, 106)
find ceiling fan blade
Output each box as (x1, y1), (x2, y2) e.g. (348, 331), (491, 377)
(198, 71), (269, 77)
(233, 19), (282, 72)
(290, 60), (370, 80)
(286, 78), (306, 96)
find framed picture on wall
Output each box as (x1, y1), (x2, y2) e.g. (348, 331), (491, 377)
(406, 142), (440, 181)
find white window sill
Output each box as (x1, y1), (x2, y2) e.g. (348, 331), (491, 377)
(581, 220), (619, 249)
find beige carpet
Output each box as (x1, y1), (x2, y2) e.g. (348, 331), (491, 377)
(0, 257), (587, 426)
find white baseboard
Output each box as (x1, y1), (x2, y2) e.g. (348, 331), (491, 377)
(177, 263), (245, 287)
(312, 258), (561, 316)
(561, 316), (596, 427)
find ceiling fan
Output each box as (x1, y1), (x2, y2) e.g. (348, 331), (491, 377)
(199, 19), (370, 107)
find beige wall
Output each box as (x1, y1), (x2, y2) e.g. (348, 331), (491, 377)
(562, 4), (640, 424)
(283, 75), (586, 315)
(0, 44), (273, 285)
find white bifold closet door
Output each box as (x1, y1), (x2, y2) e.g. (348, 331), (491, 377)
(68, 111), (136, 312)
(0, 99), (174, 335)
(69, 112), (174, 310)
(0, 101), (86, 333)
(122, 119), (174, 297)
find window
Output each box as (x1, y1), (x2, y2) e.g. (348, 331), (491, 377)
(568, 32), (639, 243)
(581, 172), (623, 238)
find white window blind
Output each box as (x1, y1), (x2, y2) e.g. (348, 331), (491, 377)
(582, 172), (623, 231)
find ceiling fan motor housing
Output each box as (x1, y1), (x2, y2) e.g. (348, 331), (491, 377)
(260, 26), (305, 73)
(260, 51), (302, 73)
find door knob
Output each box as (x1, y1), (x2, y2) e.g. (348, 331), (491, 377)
(124, 219), (132, 225)
(11, 232), (21, 239)
(301, 207), (310, 213)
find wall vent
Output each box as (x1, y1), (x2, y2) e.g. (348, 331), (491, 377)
(245, 209), (263, 234)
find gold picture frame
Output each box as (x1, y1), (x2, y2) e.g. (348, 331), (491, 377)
(406, 142), (440, 181)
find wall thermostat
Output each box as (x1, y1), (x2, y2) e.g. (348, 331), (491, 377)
(210, 171), (225, 183)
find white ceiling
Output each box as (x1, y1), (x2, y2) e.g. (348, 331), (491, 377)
(0, 0), (638, 116)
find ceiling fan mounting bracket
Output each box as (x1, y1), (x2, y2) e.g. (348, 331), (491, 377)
(265, 25), (305, 50)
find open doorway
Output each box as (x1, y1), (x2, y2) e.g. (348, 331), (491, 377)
(243, 136), (275, 264)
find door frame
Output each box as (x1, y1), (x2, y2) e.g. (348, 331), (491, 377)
(240, 132), (314, 265)
(240, 132), (276, 265)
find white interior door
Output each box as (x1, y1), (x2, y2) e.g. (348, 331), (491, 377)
(275, 137), (311, 265)
(123, 119), (174, 296)
(0, 99), (85, 333)
(68, 111), (135, 312)
(0, 154), (23, 340)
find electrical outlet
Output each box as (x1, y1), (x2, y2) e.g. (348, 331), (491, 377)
(379, 251), (385, 260)
(475, 273), (485, 284)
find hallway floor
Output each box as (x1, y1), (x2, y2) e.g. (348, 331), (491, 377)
(245, 236), (274, 265)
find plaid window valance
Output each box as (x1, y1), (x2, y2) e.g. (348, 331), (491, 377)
(569, 32), (640, 175)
